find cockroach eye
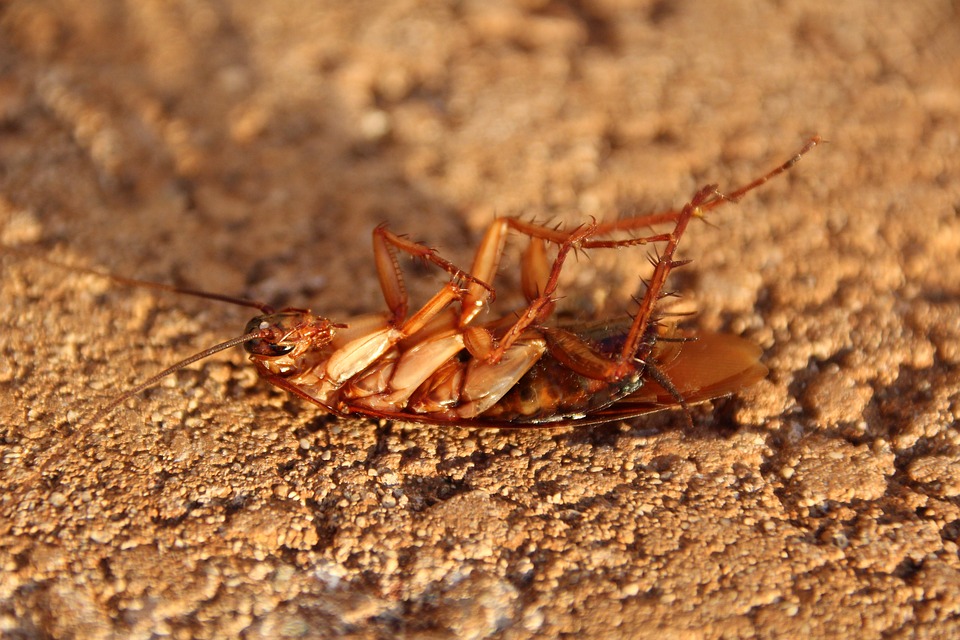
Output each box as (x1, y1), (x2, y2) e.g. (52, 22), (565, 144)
(247, 341), (295, 357)
(243, 316), (296, 357)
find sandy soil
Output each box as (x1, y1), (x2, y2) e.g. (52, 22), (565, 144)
(1, 1), (959, 638)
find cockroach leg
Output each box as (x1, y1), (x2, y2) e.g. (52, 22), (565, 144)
(457, 216), (678, 362)
(460, 216), (659, 327)
(612, 188), (705, 379)
(461, 214), (681, 333)
(396, 282), (465, 336)
(589, 135), (824, 237)
(461, 218), (510, 325)
(474, 136), (824, 390)
(458, 217), (582, 326)
(372, 224), (495, 326)
(719, 135), (822, 203)
(520, 237), (550, 301)
(481, 222), (597, 363)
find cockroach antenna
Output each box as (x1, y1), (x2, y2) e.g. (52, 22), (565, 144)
(2, 246), (275, 313)
(85, 330), (266, 427)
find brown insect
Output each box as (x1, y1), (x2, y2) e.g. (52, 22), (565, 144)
(71, 135), (819, 431)
(23, 136), (820, 438)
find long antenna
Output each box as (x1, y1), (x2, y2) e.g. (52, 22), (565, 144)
(1, 245), (285, 475)
(2, 244), (274, 312)
(26, 326), (273, 477)
(86, 329), (266, 427)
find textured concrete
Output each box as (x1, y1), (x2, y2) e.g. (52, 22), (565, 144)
(2, 1), (959, 638)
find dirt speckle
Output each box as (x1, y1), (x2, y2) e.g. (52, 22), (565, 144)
(784, 437), (894, 507)
(908, 455), (960, 497)
(801, 366), (875, 426)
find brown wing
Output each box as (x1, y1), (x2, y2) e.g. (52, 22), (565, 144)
(612, 331), (767, 409)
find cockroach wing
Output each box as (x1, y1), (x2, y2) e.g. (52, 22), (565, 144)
(627, 332), (767, 407)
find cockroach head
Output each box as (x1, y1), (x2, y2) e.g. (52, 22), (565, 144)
(243, 311), (341, 358)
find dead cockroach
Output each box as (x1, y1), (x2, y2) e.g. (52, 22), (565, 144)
(22, 137), (820, 441)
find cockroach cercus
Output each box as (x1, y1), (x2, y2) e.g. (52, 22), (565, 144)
(16, 136), (819, 463)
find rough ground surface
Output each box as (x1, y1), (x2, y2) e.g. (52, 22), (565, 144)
(1, 1), (959, 638)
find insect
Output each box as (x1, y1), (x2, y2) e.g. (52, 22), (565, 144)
(23, 136), (820, 438)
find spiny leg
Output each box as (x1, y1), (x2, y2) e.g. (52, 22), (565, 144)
(610, 136), (822, 375)
(719, 134), (821, 203)
(372, 224), (495, 326)
(372, 217), (659, 339)
(462, 135), (820, 365)
(468, 220), (680, 364)
(397, 281), (465, 336)
(610, 189), (705, 380)
(366, 227), (500, 369)
(585, 135), (822, 237)
(478, 189), (703, 386)
(491, 201), (704, 385)
(460, 216), (676, 325)
(460, 217), (584, 325)
(508, 136), (822, 382)
(460, 217), (590, 326)
(477, 222), (597, 363)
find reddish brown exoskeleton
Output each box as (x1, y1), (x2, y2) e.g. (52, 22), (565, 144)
(26, 136), (820, 436)
(236, 137), (818, 426)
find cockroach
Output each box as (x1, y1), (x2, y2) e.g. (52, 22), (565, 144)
(18, 137), (820, 447)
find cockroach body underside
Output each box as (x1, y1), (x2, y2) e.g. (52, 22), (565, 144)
(231, 136), (818, 427)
